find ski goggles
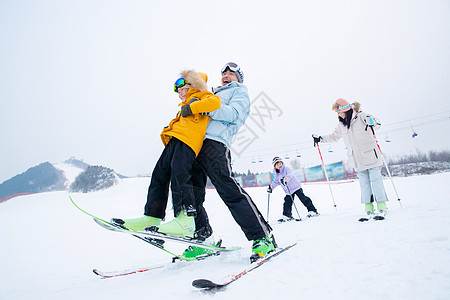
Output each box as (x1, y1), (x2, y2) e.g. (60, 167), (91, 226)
(174, 78), (189, 93)
(221, 62), (240, 74)
(332, 103), (351, 112)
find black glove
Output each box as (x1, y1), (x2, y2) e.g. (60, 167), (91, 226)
(181, 104), (193, 117)
(267, 186), (273, 193)
(281, 177), (286, 185)
(312, 134), (322, 147)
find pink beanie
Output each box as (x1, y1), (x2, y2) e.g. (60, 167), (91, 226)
(332, 98), (351, 112)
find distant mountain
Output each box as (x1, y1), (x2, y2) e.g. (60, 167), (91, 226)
(63, 157), (90, 170)
(0, 162), (66, 201)
(70, 165), (120, 193)
(386, 161), (450, 177)
(0, 159), (127, 202)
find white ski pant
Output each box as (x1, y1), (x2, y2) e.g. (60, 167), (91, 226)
(357, 166), (388, 204)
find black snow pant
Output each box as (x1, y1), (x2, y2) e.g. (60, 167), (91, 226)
(190, 139), (271, 241)
(144, 138), (196, 218)
(283, 188), (317, 217)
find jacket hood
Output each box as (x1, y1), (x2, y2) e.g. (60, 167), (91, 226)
(352, 101), (361, 112)
(180, 70), (207, 92)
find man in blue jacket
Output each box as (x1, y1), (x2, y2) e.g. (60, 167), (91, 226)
(188, 62), (274, 262)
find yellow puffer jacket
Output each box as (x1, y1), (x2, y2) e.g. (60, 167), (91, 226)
(161, 71), (221, 156)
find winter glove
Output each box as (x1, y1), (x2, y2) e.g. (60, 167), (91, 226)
(267, 186), (273, 193)
(365, 116), (375, 127)
(312, 134), (323, 147)
(281, 177), (290, 185)
(181, 104), (193, 117)
(364, 116), (380, 132)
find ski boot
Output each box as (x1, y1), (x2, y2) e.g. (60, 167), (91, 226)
(184, 204), (197, 217)
(374, 202), (387, 220)
(277, 214), (295, 223)
(181, 238), (221, 260)
(250, 235), (276, 263)
(179, 225), (217, 259)
(110, 215), (161, 231)
(307, 211), (320, 218)
(145, 210), (195, 238)
(358, 203), (375, 222)
(193, 225), (213, 241)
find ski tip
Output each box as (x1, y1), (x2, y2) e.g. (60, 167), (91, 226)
(192, 279), (224, 290)
(92, 269), (108, 278)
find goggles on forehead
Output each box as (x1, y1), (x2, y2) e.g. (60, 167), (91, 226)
(221, 62), (240, 74)
(174, 78), (189, 93)
(332, 103), (351, 112)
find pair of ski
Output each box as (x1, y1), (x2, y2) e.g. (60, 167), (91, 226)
(91, 219), (224, 279)
(92, 240), (297, 290)
(70, 195), (236, 250)
(277, 213), (320, 223)
(358, 213), (386, 222)
(70, 195), (296, 289)
(278, 217), (301, 223)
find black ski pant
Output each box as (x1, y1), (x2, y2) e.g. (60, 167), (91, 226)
(144, 138), (196, 218)
(191, 139), (271, 241)
(283, 188), (317, 217)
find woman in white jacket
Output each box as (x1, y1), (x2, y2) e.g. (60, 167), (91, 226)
(313, 98), (388, 220)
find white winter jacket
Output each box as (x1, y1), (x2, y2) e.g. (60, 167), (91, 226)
(321, 109), (383, 172)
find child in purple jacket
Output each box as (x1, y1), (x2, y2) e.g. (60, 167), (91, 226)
(267, 156), (319, 221)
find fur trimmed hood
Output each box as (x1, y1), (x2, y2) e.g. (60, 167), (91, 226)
(352, 101), (361, 112)
(180, 70), (208, 92)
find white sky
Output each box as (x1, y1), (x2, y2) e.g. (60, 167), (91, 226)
(1, 0), (449, 183)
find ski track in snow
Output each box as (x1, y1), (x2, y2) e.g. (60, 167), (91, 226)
(1, 173), (450, 299)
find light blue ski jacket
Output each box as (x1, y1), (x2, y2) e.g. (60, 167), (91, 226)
(205, 82), (250, 148)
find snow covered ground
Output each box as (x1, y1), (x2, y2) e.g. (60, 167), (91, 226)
(1, 172), (450, 299)
(52, 162), (85, 189)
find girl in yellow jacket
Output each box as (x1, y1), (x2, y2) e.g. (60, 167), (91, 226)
(112, 70), (221, 237)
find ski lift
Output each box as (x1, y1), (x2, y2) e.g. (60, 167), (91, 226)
(285, 153), (290, 160)
(258, 157), (263, 163)
(251, 157), (256, 164)
(328, 145), (334, 153)
(296, 150), (302, 158)
(384, 134), (391, 143)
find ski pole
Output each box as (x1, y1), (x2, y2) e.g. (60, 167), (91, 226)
(267, 192), (271, 221)
(369, 126), (402, 207)
(316, 143), (337, 210)
(284, 180), (302, 220)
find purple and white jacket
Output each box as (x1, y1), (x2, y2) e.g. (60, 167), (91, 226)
(270, 164), (302, 195)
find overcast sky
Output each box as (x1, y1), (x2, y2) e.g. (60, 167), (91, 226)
(1, 0), (449, 183)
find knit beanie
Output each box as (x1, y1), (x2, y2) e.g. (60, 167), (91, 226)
(272, 156), (283, 166)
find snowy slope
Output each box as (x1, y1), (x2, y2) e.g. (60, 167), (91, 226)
(52, 162), (85, 189)
(1, 173), (450, 299)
